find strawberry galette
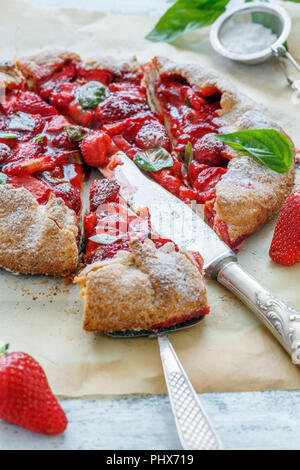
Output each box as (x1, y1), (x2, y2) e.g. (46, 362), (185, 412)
(0, 50), (295, 329)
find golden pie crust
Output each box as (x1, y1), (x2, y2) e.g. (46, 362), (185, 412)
(0, 61), (24, 90)
(83, 55), (140, 74)
(74, 239), (208, 332)
(15, 49), (81, 89)
(0, 186), (78, 275)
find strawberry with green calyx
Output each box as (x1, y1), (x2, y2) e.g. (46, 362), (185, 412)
(269, 190), (300, 266)
(0, 344), (68, 435)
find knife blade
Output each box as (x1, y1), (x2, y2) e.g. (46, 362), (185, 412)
(100, 152), (300, 365)
(101, 152), (235, 274)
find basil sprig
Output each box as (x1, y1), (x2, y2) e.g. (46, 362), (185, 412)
(215, 129), (293, 174)
(184, 141), (193, 169)
(78, 81), (106, 110)
(34, 135), (47, 143)
(134, 146), (174, 172)
(0, 173), (8, 185)
(146, 0), (300, 43)
(89, 234), (123, 245)
(146, 0), (230, 43)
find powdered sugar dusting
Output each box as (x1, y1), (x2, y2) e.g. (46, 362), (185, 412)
(0, 186), (78, 275)
(75, 238), (208, 331)
(221, 22), (277, 55)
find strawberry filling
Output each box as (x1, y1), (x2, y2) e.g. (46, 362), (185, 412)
(0, 62), (236, 254)
(8, 175), (51, 204)
(151, 307), (210, 330)
(84, 180), (184, 269)
(0, 90), (84, 215)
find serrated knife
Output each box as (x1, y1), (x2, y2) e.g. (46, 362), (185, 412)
(99, 152), (300, 451)
(102, 152), (300, 365)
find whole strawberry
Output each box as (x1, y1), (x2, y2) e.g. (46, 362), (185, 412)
(269, 190), (300, 266)
(0, 344), (67, 435)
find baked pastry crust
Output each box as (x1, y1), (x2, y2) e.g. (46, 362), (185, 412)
(74, 238), (208, 332)
(0, 186), (78, 275)
(143, 56), (295, 244)
(0, 61), (24, 89)
(83, 55), (140, 74)
(15, 49), (81, 89)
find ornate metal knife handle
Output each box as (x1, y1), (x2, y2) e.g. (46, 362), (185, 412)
(158, 334), (222, 450)
(217, 261), (300, 365)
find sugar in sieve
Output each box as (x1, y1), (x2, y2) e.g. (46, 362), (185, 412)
(210, 2), (300, 93)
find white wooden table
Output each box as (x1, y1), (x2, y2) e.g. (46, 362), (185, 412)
(1, 0), (299, 451)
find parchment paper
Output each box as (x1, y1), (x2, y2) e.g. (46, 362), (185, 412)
(0, 0), (299, 396)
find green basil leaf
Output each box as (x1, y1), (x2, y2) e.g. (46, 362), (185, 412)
(134, 146), (174, 172)
(185, 94), (192, 107)
(89, 234), (123, 245)
(0, 131), (18, 140)
(78, 81), (106, 110)
(0, 173), (8, 185)
(65, 125), (88, 142)
(184, 141), (193, 169)
(215, 129), (293, 174)
(34, 135), (46, 143)
(146, 0), (230, 43)
(8, 112), (35, 131)
(80, 210), (87, 249)
(0, 343), (9, 357)
(247, 0), (300, 3)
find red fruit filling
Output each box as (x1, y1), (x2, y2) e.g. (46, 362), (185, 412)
(51, 183), (81, 214)
(80, 132), (117, 167)
(0, 90), (84, 215)
(8, 175), (51, 204)
(134, 121), (171, 151)
(12, 91), (58, 116)
(0, 62), (235, 260)
(89, 179), (120, 212)
(193, 133), (228, 167)
(193, 167), (227, 203)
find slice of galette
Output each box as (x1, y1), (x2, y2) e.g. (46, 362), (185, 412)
(74, 179), (209, 332)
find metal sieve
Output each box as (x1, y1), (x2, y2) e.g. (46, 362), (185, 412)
(210, 2), (300, 91)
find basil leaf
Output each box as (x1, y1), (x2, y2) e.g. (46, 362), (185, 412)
(146, 0), (230, 43)
(184, 141), (193, 169)
(0, 343), (9, 357)
(0, 131), (18, 140)
(8, 112), (35, 131)
(78, 81), (106, 110)
(0, 173), (8, 185)
(134, 147), (174, 172)
(215, 129), (293, 174)
(65, 125), (88, 142)
(89, 234), (123, 245)
(80, 210), (87, 249)
(34, 135), (46, 143)
(246, 0), (300, 3)
(185, 94), (192, 107)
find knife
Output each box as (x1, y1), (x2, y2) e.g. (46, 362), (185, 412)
(101, 152), (300, 366)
